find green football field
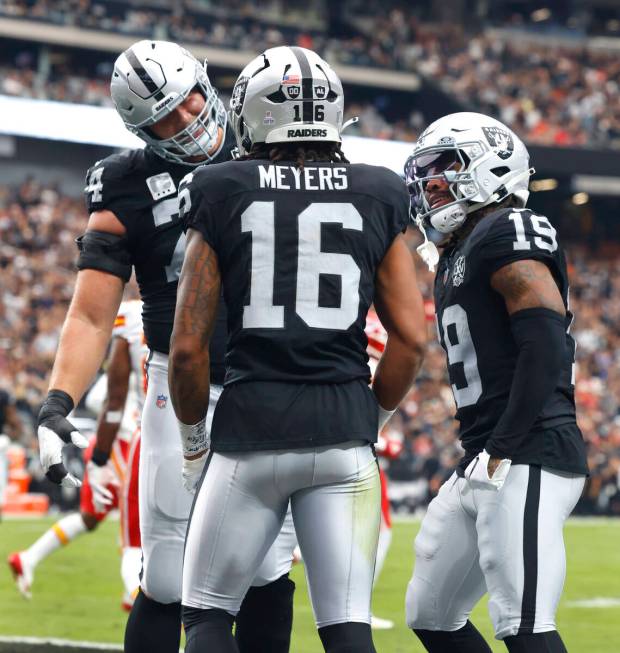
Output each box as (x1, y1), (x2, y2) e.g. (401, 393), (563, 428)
(0, 517), (618, 651)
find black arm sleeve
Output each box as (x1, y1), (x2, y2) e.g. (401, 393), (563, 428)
(76, 230), (132, 282)
(486, 308), (566, 460)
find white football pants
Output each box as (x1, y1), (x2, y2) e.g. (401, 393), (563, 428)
(140, 352), (296, 604)
(183, 441), (381, 628)
(406, 465), (585, 639)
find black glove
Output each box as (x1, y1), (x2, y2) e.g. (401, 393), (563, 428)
(37, 389), (88, 487)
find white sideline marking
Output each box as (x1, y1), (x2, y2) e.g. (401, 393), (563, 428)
(392, 515), (620, 526)
(0, 637), (122, 650)
(566, 597), (620, 608)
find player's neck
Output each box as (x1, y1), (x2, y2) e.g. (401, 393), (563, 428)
(442, 198), (521, 248)
(439, 212), (486, 250)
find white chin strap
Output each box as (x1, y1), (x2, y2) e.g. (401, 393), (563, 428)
(415, 217), (440, 272)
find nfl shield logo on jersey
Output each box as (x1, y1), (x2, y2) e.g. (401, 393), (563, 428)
(156, 394), (167, 409)
(452, 255), (466, 286)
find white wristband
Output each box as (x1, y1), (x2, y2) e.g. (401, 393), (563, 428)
(105, 410), (123, 424)
(177, 419), (208, 457)
(378, 405), (396, 432)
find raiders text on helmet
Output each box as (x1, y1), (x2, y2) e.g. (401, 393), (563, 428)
(229, 46), (344, 156)
(111, 40), (227, 166)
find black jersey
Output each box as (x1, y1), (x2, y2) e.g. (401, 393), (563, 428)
(182, 158), (409, 451)
(434, 207), (587, 474)
(83, 130), (236, 379)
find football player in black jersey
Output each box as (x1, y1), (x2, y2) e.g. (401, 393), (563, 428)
(35, 40), (297, 653)
(404, 112), (588, 653)
(170, 46), (427, 653)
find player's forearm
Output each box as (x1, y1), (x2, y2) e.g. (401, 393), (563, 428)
(93, 334), (131, 456)
(169, 339), (211, 426)
(48, 314), (115, 406)
(94, 420), (120, 457)
(94, 387), (128, 456)
(372, 335), (425, 410)
(169, 230), (220, 427)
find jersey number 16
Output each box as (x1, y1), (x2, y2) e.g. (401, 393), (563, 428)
(242, 201), (363, 331)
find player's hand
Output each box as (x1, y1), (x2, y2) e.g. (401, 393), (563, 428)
(182, 451), (208, 493)
(37, 390), (88, 487)
(465, 449), (511, 491)
(86, 459), (120, 513)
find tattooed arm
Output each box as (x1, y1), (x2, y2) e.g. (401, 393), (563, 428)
(169, 229), (221, 427)
(490, 258), (565, 316)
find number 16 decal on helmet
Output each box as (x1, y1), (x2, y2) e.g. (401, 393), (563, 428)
(229, 46), (355, 156)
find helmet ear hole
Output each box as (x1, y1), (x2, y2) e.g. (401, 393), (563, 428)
(490, 166), (510, 177)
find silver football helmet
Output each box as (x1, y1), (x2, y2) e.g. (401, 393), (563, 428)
(111, 40), (227, 166)
(229, 46), (345, 156)
(404, 112), (533, 270)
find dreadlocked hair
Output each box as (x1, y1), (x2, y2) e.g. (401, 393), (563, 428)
(440, 194), (524, 249)
(240, 141), (349, 170)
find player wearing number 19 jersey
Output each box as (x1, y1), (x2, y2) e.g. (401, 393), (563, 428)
(404, 113), (587, 653)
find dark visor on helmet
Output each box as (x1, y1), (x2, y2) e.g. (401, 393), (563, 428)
(410, 150), (459, 181)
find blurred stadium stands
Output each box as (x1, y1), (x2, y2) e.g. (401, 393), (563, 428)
(1, 0), (620, 515)
(1, 0), (620, 146)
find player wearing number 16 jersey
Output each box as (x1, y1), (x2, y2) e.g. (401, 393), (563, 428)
(404, 113), (588, 653)
(170, 46), (427, 652)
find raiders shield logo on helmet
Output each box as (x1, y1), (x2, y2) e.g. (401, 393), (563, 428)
(231, 77), (249, 116)
(482, 126), (514, 160)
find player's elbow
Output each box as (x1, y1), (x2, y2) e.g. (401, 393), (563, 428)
(169, 335), (207, 376)
(393, 325), (427, 365)
(170, 339), (194, 371)
(409, 329), (427, 361)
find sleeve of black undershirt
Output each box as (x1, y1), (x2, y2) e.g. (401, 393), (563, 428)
(485, 307), (567, 460)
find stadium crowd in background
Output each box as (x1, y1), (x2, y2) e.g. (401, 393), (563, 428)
(0, 63), (423, 142)
(1, 180), (619, 515)
(1, 0), (620, 148)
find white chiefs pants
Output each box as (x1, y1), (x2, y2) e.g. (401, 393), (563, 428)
(183, 440), (381, 628)
(140, 352), (297, 604)
(406, 465), (585, 639)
